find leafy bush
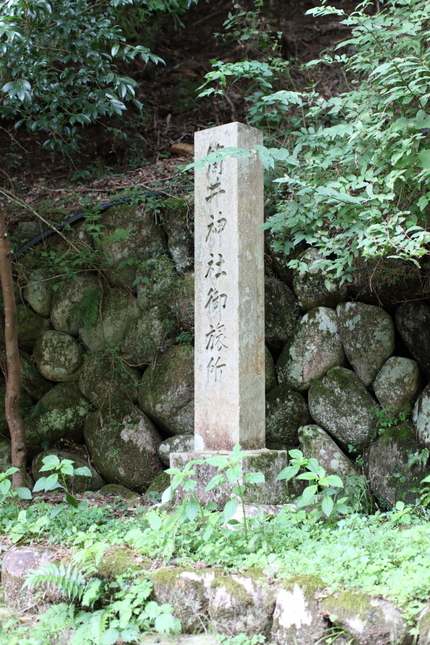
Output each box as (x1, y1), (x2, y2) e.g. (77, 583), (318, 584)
(0, 0), (191, 152)
(201, 0), (430, 282)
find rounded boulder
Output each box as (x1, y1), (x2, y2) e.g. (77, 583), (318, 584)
(308, 367), (378, 452)
(138, 344), (194, 435)
(33, 330), (84, 382)
(265, 384), (310, 449)
(32, 449), (105, 494)
(276, 307), (344, 391)
(337, 301), (395, 387)
(373, 356), (421, 414)
(84, 402), (163, 492)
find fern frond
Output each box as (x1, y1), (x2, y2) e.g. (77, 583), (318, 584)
(23, 561), (87, 602)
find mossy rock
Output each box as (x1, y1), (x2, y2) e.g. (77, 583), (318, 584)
(16, 304), (49, 352)
(272, 575), (326, 645)
(265, 346), (277, 393)
(79, 288), (140, 352)
(299, 425), (372, 513)
(32, 448), (105, 494)
(78, 353), (140, 408)
(84, 401), (163, 492)
(276, 307), (344, 391)
(265, 384), (310, 448)
(22, 269), (57, 316)
(308, 366), (378, 452)
(364, 422), (428, 508)
(158, 434), (195, 466)
(292, 247), (348, 312)
(337, 301), (395, 387)
(121, 306), (176, 366)
(93, 203), (167, 287)
(98, 483), (140, 501)
(173, 271), (194, 330)
(0, 348), (52, 401)
(33, 330), (84, 382)
(50, 273), (100, 336)
(264, 276), (300, 351)
(25, 382), (90, 459)
(413, 383), (430, 449)
(144, 471), (170, 501)
(320, 591), (406, 645)
(161, 198), (193, 274)
(396, 300), (430, 380)
(138, 344), (194, 435)
(374, 356), (421, 414)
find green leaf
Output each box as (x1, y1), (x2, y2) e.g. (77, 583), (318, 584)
(16, 487), (32, 500)
(297, 485), (318, 507)
(147, 511), (162, 531)
(418, 149), (430, 169)
(321, 495), (334, 516)
(65, 493), (79, 508)
(320, 475), (344, 488)
(73, 467), (92, 477)
(185, 497), (200, 521)
(222, 498), (238, 522)
(243, 471), (265, 484)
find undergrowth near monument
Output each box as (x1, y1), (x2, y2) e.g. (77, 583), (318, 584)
(200, 0), (430, 283)
(2, 448), (430, 642)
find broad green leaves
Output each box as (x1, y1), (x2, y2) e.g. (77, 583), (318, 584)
(0, 0), (164, 151)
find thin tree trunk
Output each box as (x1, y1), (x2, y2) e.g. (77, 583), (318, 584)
(0, 207), (26, 487)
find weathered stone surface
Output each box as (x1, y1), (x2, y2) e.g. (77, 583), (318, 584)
(299, 425), (371, 513)
(23, 269), (56, 316)
(161, 198), (194, 275)
(84, 401), (163, 492)
(2, 546), (55, 610)
(32, 449), (105, 494)
(151, 567), (214, 633)
(276, 307), (344, 391)
(373, 356), (421, 414)
(271, 576), (325, 645)
(33, 330), (84, 382)
(98, 483), (140, 501)
(265, 346), (278, 393)
(121, 306), (176, 366)
(144, 471), (170, 500)
(293, 247), (347, 312)
(396, 300), (430, 380)
(0, 383), (33, 438)
(16, 304), (49, 352)
(194, 122), (265, 451)
(417, 602), (430, 645)
(135, 255), (179, 311)
(139, 344), (194, 436)
(170, 450), (299, 507)
(320, 591), (407, 645)
(173, 271), (194, 330)
(412, 384), (430, 449)
(208, 570), (277, 637)
(25, 383), (90, 458)
(50, 273), (100, 335)
(78, 353), (140, 408)
(265, 277), (300, 351)
(79, 288), (140, 351)
(93, 203), (166, 287)
(0, 436), (10, 472)
(308, 367), (378, 452)
(365, 423), (427, 508)
(158, 434), (195, 466)
(265, 385), (310, 449)
(18, 350), (53, 400)
(337, 301), (395, 387)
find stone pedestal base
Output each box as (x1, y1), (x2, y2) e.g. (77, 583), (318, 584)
(169, 449), (300, 508)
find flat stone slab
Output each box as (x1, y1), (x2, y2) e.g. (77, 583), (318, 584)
(170, 449), (299, 507)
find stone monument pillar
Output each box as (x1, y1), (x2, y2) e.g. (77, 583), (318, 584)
(170, 122), (290, 506)
(194, 121), (265, 451)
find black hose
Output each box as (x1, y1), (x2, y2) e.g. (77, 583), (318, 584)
(11, 186), (194, 260)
